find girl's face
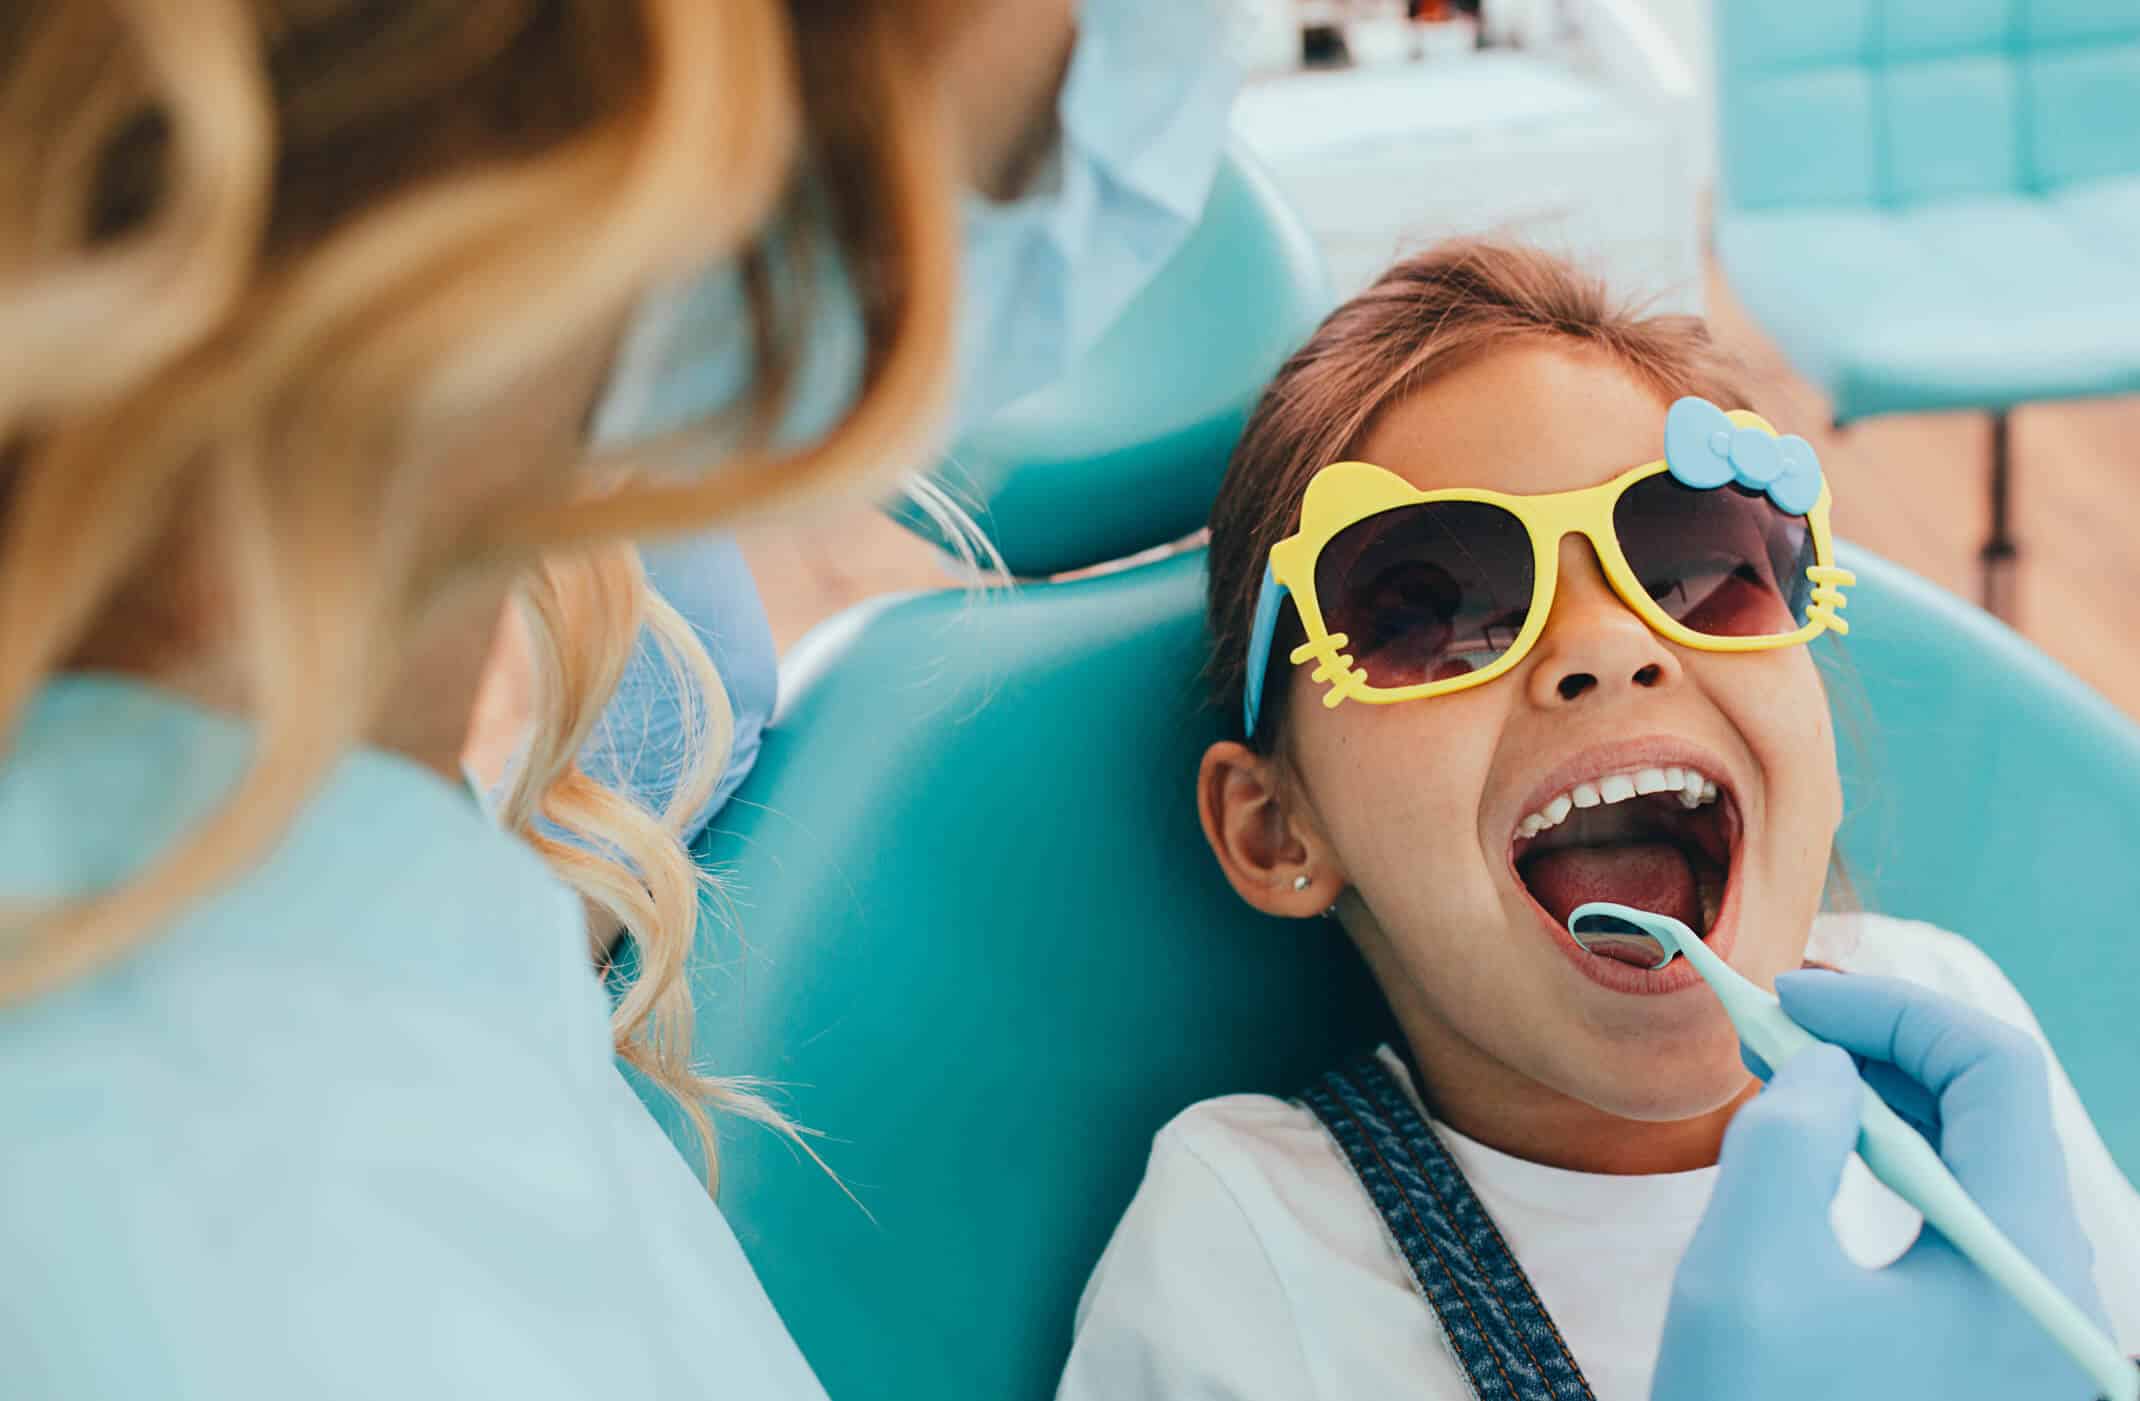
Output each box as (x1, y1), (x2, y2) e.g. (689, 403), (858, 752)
(1201, 344), (1843, 1149)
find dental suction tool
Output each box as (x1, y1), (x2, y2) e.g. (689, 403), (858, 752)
(1568, 901), (2136, 1401)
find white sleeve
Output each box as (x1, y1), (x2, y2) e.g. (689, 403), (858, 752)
(1057, 1124), (1319, 1401)
(1848, 917), (2140, 1352)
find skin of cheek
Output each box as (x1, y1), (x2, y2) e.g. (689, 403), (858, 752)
(1285, 641), (1845, 1127)
(1724, 646), (1845, 997)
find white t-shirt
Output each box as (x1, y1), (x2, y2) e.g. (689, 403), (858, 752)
(1056, 914), (2140, 1401)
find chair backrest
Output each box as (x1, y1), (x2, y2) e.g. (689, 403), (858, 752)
(678, 552), (1393, 1401)
(666, 540), (2140, 1401)
(895, 142), (1329, 579)
(1822, 548), (2140, 1148)
(637, 140), (1348, 1401)
(1715, 0), (2140, 213)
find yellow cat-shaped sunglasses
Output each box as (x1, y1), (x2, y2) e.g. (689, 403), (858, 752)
(1241, 398), (1854, 736)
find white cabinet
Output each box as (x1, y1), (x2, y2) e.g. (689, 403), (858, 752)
(1233, 2), (1704, 313)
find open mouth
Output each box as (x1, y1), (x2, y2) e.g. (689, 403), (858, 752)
(1509, 764), (1740, 967)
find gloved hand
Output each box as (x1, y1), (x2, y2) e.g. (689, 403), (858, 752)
(580, 533), (778, 848)
(1651, 971), (2121, 1401)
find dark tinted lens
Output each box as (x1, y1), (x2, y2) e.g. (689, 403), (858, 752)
(1613, 474), (1815, 639)
(1315, 501), (1536, 689)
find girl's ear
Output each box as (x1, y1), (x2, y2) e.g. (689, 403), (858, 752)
(1197, 740), (1345, 919)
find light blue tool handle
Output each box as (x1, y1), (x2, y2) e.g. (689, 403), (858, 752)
(1568, 902), (2136, 1401)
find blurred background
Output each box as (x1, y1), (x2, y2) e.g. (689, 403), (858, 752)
(741, 0), (2140, 721)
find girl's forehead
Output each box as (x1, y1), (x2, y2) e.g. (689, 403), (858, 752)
(1354, 344), (1672, 497)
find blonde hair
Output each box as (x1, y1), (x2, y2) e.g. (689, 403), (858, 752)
(499, 547), (802, 1174)
(0, 0), (961, 1184)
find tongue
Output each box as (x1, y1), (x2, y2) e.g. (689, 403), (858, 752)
(1521, 843), (1702, 949)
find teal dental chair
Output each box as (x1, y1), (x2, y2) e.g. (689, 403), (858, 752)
(1713, 0), (2140, 613)
(669, 151), (2140, 1401)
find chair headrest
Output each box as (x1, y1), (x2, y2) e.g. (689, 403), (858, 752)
(677, 549), (1393, 1398)
(901, 145), (1330, 578)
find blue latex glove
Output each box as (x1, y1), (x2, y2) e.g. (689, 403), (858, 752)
(1652, 971), (2120, 1401)
(577, 534), (778, 846)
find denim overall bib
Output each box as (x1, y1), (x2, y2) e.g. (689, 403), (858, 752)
(1300, 1054), (1598, 1401)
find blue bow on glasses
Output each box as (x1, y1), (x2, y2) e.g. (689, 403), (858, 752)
(1663, 397), (1824, 517)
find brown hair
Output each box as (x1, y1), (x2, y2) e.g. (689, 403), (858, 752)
(1207, 241), (1756, 748)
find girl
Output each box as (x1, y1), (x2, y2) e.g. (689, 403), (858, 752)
(1055, 242), (2140, 1400)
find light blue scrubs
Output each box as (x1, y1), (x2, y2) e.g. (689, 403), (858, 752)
(2, 6), (1238, 1394)
(0, 680), (822, 1398)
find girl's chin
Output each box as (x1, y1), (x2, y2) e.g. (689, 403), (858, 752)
(1578, 1072), (1759, 1128)
(1558, 1028), (1756, 1125)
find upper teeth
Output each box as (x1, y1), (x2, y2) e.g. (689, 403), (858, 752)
(1516, 766), (1720, 839)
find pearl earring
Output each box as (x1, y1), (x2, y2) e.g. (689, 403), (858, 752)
(1292, 874), (1312, 892)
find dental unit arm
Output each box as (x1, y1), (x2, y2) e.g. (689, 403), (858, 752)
(1568, 902), (2137, 1401)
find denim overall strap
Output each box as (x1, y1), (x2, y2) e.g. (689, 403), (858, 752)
(1300, 1055), (1596, 1401)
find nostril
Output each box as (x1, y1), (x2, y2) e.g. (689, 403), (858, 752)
(1632, 663), (1664, 688)
(1556, 672), (1597, 702)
